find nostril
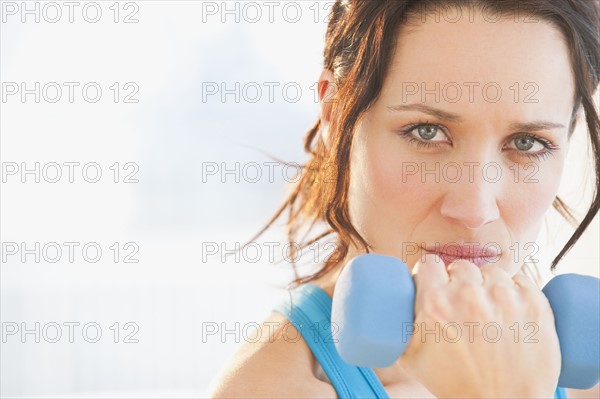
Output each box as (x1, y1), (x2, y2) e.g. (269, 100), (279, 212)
(440, 193), (500, 230)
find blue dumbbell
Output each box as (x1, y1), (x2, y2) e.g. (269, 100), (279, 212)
(331, 253), (600, 389)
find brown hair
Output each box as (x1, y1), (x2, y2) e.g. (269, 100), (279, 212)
(246, 0), (600, 288)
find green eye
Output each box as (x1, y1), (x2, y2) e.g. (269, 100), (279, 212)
(514, 136), (535, 151)
(417, 125), (439, 140)
(398, 122), (450, 150)
(506, 134), (560, 162)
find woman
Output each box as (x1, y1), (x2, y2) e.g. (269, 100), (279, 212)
(210, 0), (600, 397)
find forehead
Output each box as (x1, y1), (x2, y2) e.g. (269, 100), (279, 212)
(380, 10), (576, 116)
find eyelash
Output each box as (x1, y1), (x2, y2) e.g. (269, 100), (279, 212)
(399, 122), (560, 162)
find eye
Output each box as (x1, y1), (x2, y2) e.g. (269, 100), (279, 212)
(506, 134), (559, 161)
(512, 136), (543, 152)
(413, 124), (447, 141)
(399, 122), (450, 149)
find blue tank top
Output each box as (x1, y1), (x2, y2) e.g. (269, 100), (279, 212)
(272, 283), (568, 399)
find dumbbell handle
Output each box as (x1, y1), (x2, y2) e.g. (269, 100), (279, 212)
(331, 254), (600, 389)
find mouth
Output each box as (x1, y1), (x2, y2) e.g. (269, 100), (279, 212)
(422, 244), (501, 268)
(429, 252), (493, 267)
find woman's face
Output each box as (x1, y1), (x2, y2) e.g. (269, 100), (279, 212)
(345, 9), (576, 276)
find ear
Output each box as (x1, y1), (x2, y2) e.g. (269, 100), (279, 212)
(318, 69), (336, 150)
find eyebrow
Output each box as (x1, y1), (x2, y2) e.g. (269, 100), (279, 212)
(508, 121), (566, 131)
(387, 104), (463, 122)
(387, 103), (566, 131)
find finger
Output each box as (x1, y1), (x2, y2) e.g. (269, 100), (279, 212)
(512, 272), (539, 291)
(480, 264), (519, 303)
(512, 273), (545, 303)
(447, 259), (484, 285)
(480, 264), (514, 285)
(412, 253), (448, 289)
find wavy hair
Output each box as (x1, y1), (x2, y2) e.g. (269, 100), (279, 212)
(246, 0), (600, 288)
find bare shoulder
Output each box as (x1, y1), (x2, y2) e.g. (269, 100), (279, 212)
(208, 311), (337, 398)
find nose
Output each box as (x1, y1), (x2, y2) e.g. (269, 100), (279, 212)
(439, 167), (500, 230)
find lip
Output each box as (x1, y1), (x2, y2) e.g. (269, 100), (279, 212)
(423, 244), (501, 268)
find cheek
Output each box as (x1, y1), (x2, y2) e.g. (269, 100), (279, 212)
(502, 164), (563, 241)
(348, 131), (437, 243)
(365, 131), (442, 214)
(369, 160), (437, 213)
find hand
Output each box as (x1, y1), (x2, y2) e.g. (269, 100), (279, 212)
(397, 254), (561, 399)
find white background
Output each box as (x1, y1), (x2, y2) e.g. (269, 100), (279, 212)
(1, 1), (598, 397)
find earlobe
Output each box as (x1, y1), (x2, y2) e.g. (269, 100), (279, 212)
(318, 69), (336, 150)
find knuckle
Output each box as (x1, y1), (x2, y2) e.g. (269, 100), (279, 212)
(481, 264), (511, 283)
(415, 261), (441, 281)
(480, 263), (497, 272)
(480, 264), (497, 278)
(449, 259), (476, 272)
(513, 275), (540, 297)
(489, 283), (515, 300)
(512, 273), (531, 286)
(456, 283), (482, 300)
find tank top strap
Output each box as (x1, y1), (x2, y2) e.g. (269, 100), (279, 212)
(554, 386), (568, 398)
(272, 283), (389, 399)
(273, 283), (567, 399)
